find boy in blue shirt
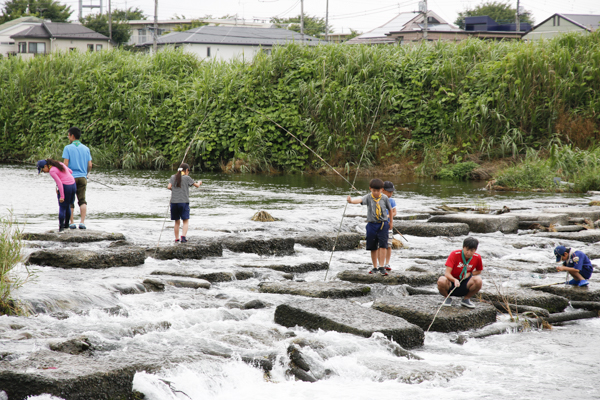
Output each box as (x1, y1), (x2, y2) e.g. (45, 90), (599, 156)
(554, 245), (594, 286)
(347, 178), (393, 275)
(382, 181), (397, 271)
(62, 126), (92, 229)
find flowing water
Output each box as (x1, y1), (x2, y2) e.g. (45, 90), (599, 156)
(1, 164), (599, 400)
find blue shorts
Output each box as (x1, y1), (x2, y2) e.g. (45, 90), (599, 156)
(170, 203), (190, 221)
(366, 221), (389, 251)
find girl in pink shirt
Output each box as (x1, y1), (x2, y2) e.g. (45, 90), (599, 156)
(37, 159), (77, 232)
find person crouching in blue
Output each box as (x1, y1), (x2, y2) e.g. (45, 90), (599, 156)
(554, 245), (594, 287)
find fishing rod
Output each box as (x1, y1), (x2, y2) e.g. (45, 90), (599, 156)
(87, 178), (114, 190)
(531, 271), (570, 289)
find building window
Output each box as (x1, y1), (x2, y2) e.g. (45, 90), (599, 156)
(18, 42), (27, 53)
(69, 48), (76, 51)
(207, 46), (211, 57)
(138, 29), (145, 36)
(28, 42), (45, 54)
(557, 17), (560, 26)
(96, 44), (103, 51)
(87, 44), (94, 52)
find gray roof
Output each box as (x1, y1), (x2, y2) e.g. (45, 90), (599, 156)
(0, 16), (44, 33)
(11, 22), (109, 40)
(137, 25), (325, 47)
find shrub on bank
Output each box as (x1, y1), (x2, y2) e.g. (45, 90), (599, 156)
(0, 213), (30, 315)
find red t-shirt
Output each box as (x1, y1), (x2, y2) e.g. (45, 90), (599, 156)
(445, 250), (483, 279)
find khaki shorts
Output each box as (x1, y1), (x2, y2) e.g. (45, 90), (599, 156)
(387, 230), (393, 247)
(70, 177), (87, 207)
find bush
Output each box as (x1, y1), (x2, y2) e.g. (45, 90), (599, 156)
(437, 161), (479, 180)
(0, 212), (30, 315)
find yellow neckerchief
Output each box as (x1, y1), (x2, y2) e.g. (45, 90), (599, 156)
(371, 193), (384, 229)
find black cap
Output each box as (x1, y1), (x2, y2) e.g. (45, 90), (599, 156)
(383, 181), (395, 192)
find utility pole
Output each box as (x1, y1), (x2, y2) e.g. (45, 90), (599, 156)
(516, 0), (521, 32)
(419, 0), (428, 40)
(325, 0), (329, 41)
(300, 0), (304, 40)
(153, 0), (158, 53)
(108, 0), (112, 41)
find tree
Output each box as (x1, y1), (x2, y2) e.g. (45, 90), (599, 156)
(111, 7), (146, 21)
(171, 15), (207, 32)
(454, 1), (534, 29)
(271, 15), (330, 38)
(0, 0), (72, 24)
(80, 11), (131, 46)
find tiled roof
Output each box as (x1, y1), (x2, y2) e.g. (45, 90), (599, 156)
(11, 22), (109, 40)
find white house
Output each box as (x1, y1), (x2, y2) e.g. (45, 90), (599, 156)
(0, 16), (45, 57)
(9, 21), (111, 59)
(137, 25), (325, 61)
(522, 14), (600, 41)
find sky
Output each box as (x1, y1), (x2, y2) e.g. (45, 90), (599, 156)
(53, 0), (600, 34)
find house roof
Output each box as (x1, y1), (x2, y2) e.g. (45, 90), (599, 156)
(11, 21), (109, 40)
(137, 25), (325, 47)
(532, 13), (600, 32)
(0, 16), (44, 34)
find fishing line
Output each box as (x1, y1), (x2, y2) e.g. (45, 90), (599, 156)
(426, 275), (468, 334)
(87, 178), (114, 190)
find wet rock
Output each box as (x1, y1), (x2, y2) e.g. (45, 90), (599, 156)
(372, 295), (497, 332)
(569, 301), (600, 311)
(510, 213), (570, 226)
(113, 282), (146, 295)
(479, 287), (569, 313)
(543, 207), (600, 221)
(104, 306), (128, 317)
(22, 230), (126, 243)
(243, 299), (267, 309)
(151, 269), (253, 283)
(287, 366), (318, 382)
(242, 356), (273, 372)
(359, 358), (464, 384)
(49, 312), (70, 320)
(128, 321), (171, 336)
(337, 270), (438, 287)
(237, 262), (329, 274)
(164, 277), (211, 290)
(259, 281), (371, 299)
(404, 285), (439, 296)
(282, 273), (294, 280)
(107, 240), (133, 248)
(17, 332), (32, 340)
(428, 214), (518, 234)
(535, 230), (600, 243)
(288, 344), (311, 371)
(553, 225), (587, 232)
(27, 246), (146, 269)
(151, 241), (222, 260)
(49, 337), (92, 355)
(225, 300), (244, 309)
(393, 221), (470, 237)
(488, 302), (550, 318)
(529, 284), (600, 302)
(221, 237), (295, 256)
(294, 233), (361, 251)
(371, 334), (422, 360)
(9, 324), (24, 330)
(143, 278), (165, 292)
(275, 298), (424, 349)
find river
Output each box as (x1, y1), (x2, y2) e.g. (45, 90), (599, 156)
(0, 164), (598, 400)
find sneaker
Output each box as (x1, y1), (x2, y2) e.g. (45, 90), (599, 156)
(175, 239), (180, 243)
(58, 227), (65, 233)
(368, 268), (378, 274)
(69, 224), (76, 230)
(384, 264), (392, 271)
(461, 298), (475, 309)
(567, 279), (579, 285)
(79, 224), (86, 230)
(180, 236), (187, 243)
(442, 297), (453, 307)
(578, 279), (589, 287)
(378, 267), (388, 276)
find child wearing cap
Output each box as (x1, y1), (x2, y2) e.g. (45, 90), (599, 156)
(167, 163), (202, 243)
(554, 245), (594, 286)
(347, 178), (393, 275)
(37, 159), (76, 232)
(382, 181), (397, 271)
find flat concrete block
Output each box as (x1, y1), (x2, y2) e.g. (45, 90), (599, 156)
(530, 284), (600, 302)
(151, 270), (253, 282)
(428, 214), (518, 234)
(164, 277), (211, 289)
(543, 207), (600, 221)
(236, 262), (329, 273)
(373, 295), (497, 332)
(510, 213), (570, 226)
(535, 230), (600, 243)
(222, 237), (295, 256)
(394, 221), (470, 237)
(151, 242), (222, 260)
(294, 233), (361, 251)
(259, 281), (371, 298)
(27, 247), (145, 269)
(275, 298), (424, 349)
(337, 270), (438, 287)
(479, 287), (569, 313)
(23, 230), (126, 243)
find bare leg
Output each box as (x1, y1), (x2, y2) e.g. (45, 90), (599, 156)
(463, 276), (483, 299)
(378, 248), (386, 268)
(568, 270), (585, 281)
(437, 276), (452, 297)
(385, 247), (392, 265)
(70, 206), (75, 224)
(174, 220), (181, 240)
(182, 219), (189, 237)
(80, 204), (87, 224)
(370, 250), (378, 269)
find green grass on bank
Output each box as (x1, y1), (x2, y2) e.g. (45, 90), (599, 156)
(0, 212), (30, 315)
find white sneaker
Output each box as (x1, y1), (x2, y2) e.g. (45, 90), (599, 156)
(461, 298), (475, 309)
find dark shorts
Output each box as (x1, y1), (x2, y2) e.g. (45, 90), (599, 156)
(170, 203), (190, 221)
(366, 221), (389, 251)
(449, 275), (472, 297)
(70, 177), (87, 207)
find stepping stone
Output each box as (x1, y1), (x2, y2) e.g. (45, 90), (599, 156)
(236, 262), (329, 273)
(479, 287), (569, 313)
(393, 221), (469, 237)
(151, 270), (253, 282)
(164, 277), (211, 289)
(259, 281), (371, 298)
(373, 295), (496, 332)
(27, 247), (145, 269)
(275, 298), (424, 349)
(484, 259), (556, 274)
(428, 214), (518, 234)
(535, 229), (600, 243)
(529, 284), (600, 302)
(23, 230), (125, 243)
(151, 242), (222, 260)
(222, 237), (295, 256)
(294, 233), (361, 251)
(510, 213), (570, 226)
(337, 270), (438, 287)
(543, 207), (600, 221)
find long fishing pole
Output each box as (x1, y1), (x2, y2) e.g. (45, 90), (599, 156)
(87, 178), (114, 190)
(426, 275), (468, 333)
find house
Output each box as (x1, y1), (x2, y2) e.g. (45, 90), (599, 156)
(136, 26), (325, 61)
(0, 16), (45, 57)
(9, 21), (111, 59)
(522, 14), (600, 41)
(463, 16), (530, 40)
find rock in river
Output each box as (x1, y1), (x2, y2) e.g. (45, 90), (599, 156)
(479, 287), (569, 313)
(259, 281), (371, 298)
(294, 233), (361, 251)
(221, 237), (295, 256)
(373, 295), (497, 332)
(535, 230), (600, 243)
(337, 270), (438, 287)
(275, 298), (424, 349)
(394, 221), (470, 237)
(529, 284), (600, 302)
(236, 262), (329, 274)
(27, 246), (145, 269)
(151, 241), (222, 260)
(428, 214), (518, 234)
(23, 229), (125, 243)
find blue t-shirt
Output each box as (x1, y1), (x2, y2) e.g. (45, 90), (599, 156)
(387, 198), (396, 222)
(62, 141), (92, 178)
(564, 250), (594, 279)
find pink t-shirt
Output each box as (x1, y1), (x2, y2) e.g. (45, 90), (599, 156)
(48, 163), (75, 200)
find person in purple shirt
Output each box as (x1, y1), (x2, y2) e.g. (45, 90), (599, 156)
(554, 245), (595, 286)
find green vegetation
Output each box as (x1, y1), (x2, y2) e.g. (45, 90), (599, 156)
(271, 15), (329, 38)
(80, 11), (134, 46)
(454, 0), (534, 29)
(0, 0), (72, 24)
(0, 212), (30, 315)
(0, 31), (599, 181)
(437, 162), (479, 181)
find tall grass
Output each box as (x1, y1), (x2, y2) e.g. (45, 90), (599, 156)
(1, 30), (599, 172)
(0, 212), (31, 315)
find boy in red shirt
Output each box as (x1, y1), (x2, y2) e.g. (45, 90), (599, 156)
(437, 237), (483, 308)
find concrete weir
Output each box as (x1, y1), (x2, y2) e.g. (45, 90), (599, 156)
(428, 214), (518, 234)
(479, 287), (569, 313)
(23, 230), (126, 243)
(529, 284), (600, 302)
(535, 230), (600, 243)
(373, 295), (497, 332)
(337, 270), (438, 286)
(27, 246), (146, 269)
(275, 298), (424, 349)
(394, 221), (470, 237)
(294, 233), (361, 251)
(221, 237), (295, 256)
(259, 281), (371, 298)
(151, 241), (223, 260)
